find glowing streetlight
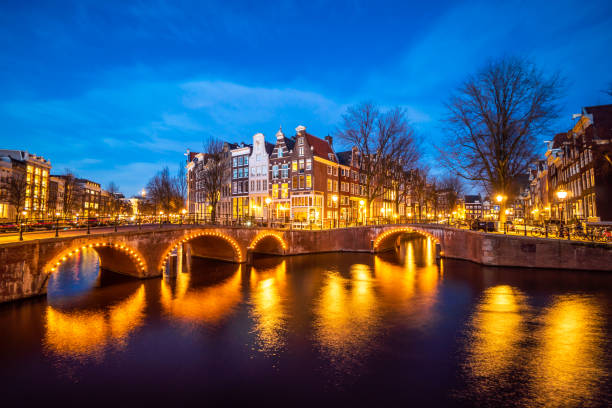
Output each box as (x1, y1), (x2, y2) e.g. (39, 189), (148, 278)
(556, 190), (568, 223)
(264, 197), (272, 226)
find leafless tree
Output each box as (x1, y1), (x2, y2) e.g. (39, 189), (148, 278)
(440, 175), (464, 216)
(146, 167), (182, 214)
(408, 168), (429, 221)
(175, 162), (187, 207)
(200, 137), (227, 223)
(439, 56), (563, 221)
(0, 170), (28, 222)
(61, 169), (82, 217)
(337, 102), (420, 221)
(106, 181), (122, 215)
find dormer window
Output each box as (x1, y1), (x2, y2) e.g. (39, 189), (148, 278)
(298, 137), (304, 145)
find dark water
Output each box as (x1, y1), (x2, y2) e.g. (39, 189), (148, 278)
(1, 237), (611, 407)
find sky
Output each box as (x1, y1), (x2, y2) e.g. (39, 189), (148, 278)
(1, 0), (611, 196)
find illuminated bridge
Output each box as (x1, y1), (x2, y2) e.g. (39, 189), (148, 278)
(0, 224), (610, 302)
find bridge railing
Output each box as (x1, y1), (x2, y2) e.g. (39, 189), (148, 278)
(2, 213), (609, 244)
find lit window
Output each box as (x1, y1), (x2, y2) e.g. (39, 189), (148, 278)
(306, 175), (312, 188)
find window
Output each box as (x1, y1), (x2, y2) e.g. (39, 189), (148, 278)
(299, 146), (304, 156)
(333, 167), (338, 176)
(306, 159), (311, 170)
(282, 164), (289, 178)
(334, 181), (338, 192)
(292, 161), (298, 171)
(327, 179), (332, 192)
(328, 166), (332, 175)
(306, 175), (312, 189)
(278, 149), (283, 158)
(238, 157), (243, 166)
(281, 183), (288, 198)
(299, 160), (304, 172)
(272, 184), (278, 198)
(298, 137), (304, 145)
(292, 176), (298, 188)
(299, 175), (304, 189)
(244, 156), (248, 165)
(272, 165), (279, 178)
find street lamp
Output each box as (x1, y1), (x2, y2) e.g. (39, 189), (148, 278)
(556, 190), (568, 224)
(55, 211), (60, 237)
(19, 210), (27, 241)
(265, 197), (272, 227)
(181, 208), (187, 225)
(332, 195), (338, 228)
(359, 200), (365, 225)
(159, 211), (164, 228)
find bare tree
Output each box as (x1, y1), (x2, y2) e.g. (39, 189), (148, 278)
(146, 167), (182, 214)
(439, 56), (563, 221)
(409, 168), (429, 221)
(200, 137), (227, 223)
(61, 169), (82, 217)
(0, 170), (28, 222)
(337, 102), (419, 221)
(175, 162), (187, 208)
(106, 181), (121, 216)
(440, 175), (464, 216)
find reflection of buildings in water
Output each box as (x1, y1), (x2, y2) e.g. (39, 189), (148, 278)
(528, 295), (606, 406)
(313, 264), (379, 365)
(466, 285), (527, 379)
(44, 285), (146, 358)
(249, 260), (288, 353)
(160, 266), (242, 325)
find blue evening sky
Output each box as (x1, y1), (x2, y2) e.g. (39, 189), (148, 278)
(1, 0), (611, 195)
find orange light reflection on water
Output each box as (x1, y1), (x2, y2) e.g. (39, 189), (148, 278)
(44, 285), (146, 359)
(249, 260), (288, 354)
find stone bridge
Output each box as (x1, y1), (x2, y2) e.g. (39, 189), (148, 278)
(1, 224), (610, 302)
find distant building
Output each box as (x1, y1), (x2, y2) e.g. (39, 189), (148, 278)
(48, 176), (65, 215)
(0, 150), (51, 220)
(464, 194), (482, 219)
(269, 128), (294, 221)
(230, 143), (252, 219)
(248, 133), (274, 220)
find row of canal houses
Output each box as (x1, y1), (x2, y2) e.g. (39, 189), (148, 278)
(187, 125), (398, 224)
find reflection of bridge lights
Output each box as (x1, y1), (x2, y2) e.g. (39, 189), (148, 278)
(161, 231), (244, 271)
(48, 242), (147, 274)
(373, 227), (440, 251)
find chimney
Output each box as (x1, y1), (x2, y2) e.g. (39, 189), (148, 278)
(325, 135), (333, 147)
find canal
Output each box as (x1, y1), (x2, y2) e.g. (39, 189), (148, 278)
(0, 236), (610, 407)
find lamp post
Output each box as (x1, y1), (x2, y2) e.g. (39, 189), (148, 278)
(496, 194), (507, 231)
(332, 195), (338, 228)
(265, 197), (272, 228)
(159, 211), (164, 228)
(359, 200), (365, 225)
(19, 210), (27, 241)
(556, 189), (568, 238)
(181, 209), (186, 225)
(55, 212), (60, 237)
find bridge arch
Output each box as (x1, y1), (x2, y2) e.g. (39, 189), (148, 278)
(249, 231), (287, 256)
(160, 230), (244, 271)
(44, 242), (147, 278)
(373, 226), (442, 253)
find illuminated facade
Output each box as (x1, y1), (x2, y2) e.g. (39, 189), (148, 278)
(0, 150), (51, 220)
